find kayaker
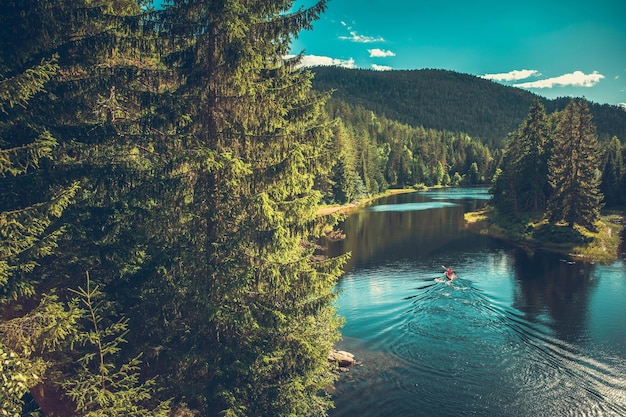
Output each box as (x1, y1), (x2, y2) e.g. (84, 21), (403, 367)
(445, 268), (455, 280)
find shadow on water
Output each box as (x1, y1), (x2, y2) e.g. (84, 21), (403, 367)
(511, 248), (595, 343)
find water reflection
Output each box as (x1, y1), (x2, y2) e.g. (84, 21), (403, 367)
(367, 201), (457, 212)
(420, 187), (493, 200)
(511, 249), (595, 343)
(326, 191), (489, 271)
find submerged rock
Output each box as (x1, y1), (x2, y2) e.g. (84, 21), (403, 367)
(328, 349), (359, 371)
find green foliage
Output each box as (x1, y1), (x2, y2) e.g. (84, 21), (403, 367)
(10, 1), (624, 416)
(1, 1), (168, 415)
(600, 136), (625, 207)
(62, 274), (170, 417)
(0, 1), (80, 306)
(322, 99), (495, 200)
(547, 100), (604, 231)
(0, 181), (78, 303)
(491, 99), (551, 214)
(492, 99), (607, 234)
(311, 66), (626, 148)
(532, 223), (591, 245)
(0, 342), (45, 417)
(121, 1), (347, 415)
(0, 293), (82, 417)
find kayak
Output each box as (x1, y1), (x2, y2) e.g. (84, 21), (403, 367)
(442, 265), (456, 280)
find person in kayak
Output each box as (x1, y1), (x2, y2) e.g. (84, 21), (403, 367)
(445, 268), (456, 280)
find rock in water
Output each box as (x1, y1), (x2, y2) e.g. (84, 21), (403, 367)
(328, 349), (358, 370)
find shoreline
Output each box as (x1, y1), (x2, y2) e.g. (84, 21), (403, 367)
(464, 208), (624, 264)
(316, 188), (419, 216)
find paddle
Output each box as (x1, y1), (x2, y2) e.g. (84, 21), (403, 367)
(441, 265), (457, 280)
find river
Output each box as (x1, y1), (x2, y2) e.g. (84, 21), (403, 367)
(326, 188), (626, 417)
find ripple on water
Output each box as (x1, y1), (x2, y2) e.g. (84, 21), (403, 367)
(333, 273), (626, 417)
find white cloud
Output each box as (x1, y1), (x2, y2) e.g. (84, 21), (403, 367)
(482, 69), (540, 82)
(372, 64), (393, 71)
(618, 103), (626, 111)
(294, 54), (356, 69)
(514, 71), (605, 89)
(368, 48), (396, 58)
(339, 31), (384, 43)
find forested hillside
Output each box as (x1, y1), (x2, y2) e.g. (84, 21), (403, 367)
(311, 66), (626, 147)
(320, 98), (499, 204)
(320, 90), (626, 213)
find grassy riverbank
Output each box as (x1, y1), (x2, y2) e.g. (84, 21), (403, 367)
(465, 207), (624, 264)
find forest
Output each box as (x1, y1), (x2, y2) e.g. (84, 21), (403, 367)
(1, 1), (625, 417)
(317, 67), (626, 214)
(311, 66), (626, 148)
(1, 1), (345, 416)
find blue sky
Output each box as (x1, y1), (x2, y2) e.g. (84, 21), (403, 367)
(289, 0), (626, 107)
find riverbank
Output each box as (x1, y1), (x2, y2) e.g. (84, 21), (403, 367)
(316, 188), (419, 216)
(464, 207), (624, 264)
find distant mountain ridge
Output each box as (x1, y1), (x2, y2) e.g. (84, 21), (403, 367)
(311, 66), (626, 147)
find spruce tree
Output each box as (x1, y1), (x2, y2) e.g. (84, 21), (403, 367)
(490, 132), (520, 214)
(1, 1), (172, 414)
(514, 98), (550, 212)
(135, 1), (346, 415)
(600, 136), (624, 207)
(0, 55), (79, 415)
(0, 3), (80, 304)
(547, 100), (604, 231)
(490, 99), (550, 215)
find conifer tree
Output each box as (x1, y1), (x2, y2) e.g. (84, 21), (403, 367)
(1, 1), (172, 414)
(600, 136), (624, 207)
(490, 100), (550, 215)
(0, 4), (81, 305)
(547, 100), (604, 231)
(490, 128), (523, 214)
(0, 10), (82, 412)
(62, 274), (170, 417)
(135, 1), (346, 415)
(514, 99), (551, 212)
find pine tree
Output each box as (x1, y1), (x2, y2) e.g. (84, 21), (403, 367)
(0, 5), (82, 412)
(1, 1), (171, 414)
(0, 4), (81, 304)
(133, 1), (346, 415)
(514, 99), (551, 212)
(63, 274), (170, 417)
(490, 100), (551, 215)
(547, 100), (604, 231)
(600, 136), (624, 207)
(0, 0), (158, 287)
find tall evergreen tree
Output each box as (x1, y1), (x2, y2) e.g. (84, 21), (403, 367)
(490, 132), (521, 214)
(547, 100), (604, 231)
(600, 136), (625, 207)
(0, 50), (79, 416)
(134, 1), (346, 415)
(1, 1), (173, 414)
(514, 99), (551, 212)
(490, 99), (550, 215)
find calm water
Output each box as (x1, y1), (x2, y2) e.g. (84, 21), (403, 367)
(327, 188), (626, 417)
